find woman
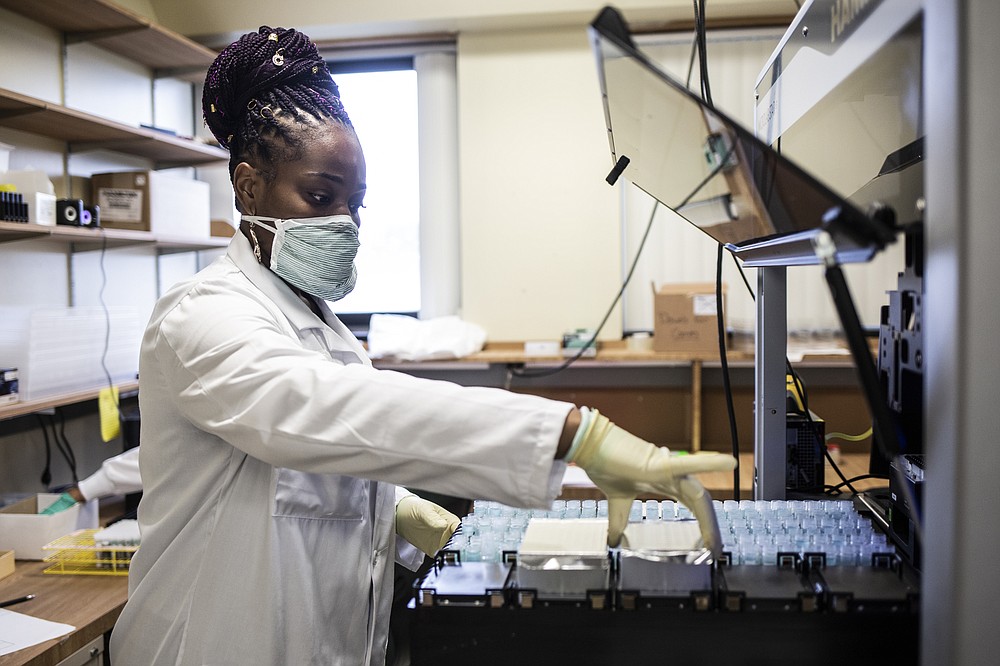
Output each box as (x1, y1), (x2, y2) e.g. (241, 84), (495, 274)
(109, 26), (734, 665)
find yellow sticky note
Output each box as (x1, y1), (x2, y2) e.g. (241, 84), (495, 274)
(99, 386), (121, 442)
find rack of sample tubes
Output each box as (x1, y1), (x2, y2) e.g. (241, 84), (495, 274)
(417, 497), (916, 612)
(452, 498), (895, 567)
(411, 498), (920, 665)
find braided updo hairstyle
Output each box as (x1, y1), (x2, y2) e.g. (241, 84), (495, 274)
(202, 26), (352, 187)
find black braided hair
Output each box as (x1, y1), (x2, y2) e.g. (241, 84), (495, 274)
(202, 26), (352, 183)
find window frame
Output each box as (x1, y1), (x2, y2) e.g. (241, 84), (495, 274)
(324, 55), (421, 338)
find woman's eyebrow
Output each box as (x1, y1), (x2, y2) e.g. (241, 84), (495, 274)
(305, 171), (345, 183)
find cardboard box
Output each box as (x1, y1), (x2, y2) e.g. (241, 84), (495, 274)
(653, 283), (724, 353)
(0, 494), (98, 560)
(0, 549), (13, 581)
(92, 171), (210, 238)
(211, 219), (236, 238)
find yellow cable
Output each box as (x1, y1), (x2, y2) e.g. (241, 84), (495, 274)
(825, 427), (873, 442)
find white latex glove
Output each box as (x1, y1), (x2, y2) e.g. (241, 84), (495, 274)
(567, 408), (736, 555)
(395, 495), (461, 557)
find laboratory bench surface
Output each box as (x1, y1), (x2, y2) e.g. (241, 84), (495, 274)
(0, 560), (126, 666)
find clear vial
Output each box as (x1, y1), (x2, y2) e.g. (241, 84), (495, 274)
(629, 500), (643, 522)
(565, 500), (581, 519)
(465, 535), (482, 562)
(480, 533), (498, 563)
(661, 500), (677, 521)
(645, 500), (660, 521)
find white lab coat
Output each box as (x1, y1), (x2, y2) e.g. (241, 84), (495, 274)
(77, 447), (142, 500)
(110, 234), (572, 666)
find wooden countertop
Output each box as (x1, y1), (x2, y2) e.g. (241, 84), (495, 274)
(373, 339), (862, 367)
(0, 559), (127, 666)
(0, 498), (130, 666)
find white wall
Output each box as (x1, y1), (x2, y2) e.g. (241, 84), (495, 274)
(457, 26), (622, 341)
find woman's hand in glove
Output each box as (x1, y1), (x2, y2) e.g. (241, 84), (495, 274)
(395, 495), (461, 557)
(567, 408), (736, 554)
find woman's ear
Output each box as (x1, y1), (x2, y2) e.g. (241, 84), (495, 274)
(233, 162), (259, 215)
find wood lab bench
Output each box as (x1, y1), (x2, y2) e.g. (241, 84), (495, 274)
(0, 560), (127, 666)
(0, 499), (131, 666)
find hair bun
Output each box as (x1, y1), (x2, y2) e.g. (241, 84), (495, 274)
(203, 26), (340, 149)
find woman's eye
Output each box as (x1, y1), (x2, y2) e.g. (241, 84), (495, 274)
(309, 192), (330, 205)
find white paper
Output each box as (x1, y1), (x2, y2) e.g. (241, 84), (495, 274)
(692, 294), (718, 317)
(0, 608), (75, 657)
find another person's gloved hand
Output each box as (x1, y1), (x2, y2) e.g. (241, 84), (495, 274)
(39, 492), (79, 516)
(566, 408), (737, 554)
(395, 495), (461, 557)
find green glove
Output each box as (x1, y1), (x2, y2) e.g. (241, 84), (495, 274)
(567, 408), (736, 554)
(39, 492), (78, 516)
(395, 495), (461, 557)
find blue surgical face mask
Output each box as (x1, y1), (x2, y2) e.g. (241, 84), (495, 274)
(244, 214), (360, 302)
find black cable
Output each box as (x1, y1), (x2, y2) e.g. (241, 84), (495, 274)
(54, 410), (78, 484)
(97, 228), (124, 423)
(732, 253), (754, 295)
(36, 414), (52, 487)
(42, 413), (78, 485)
(685, 32), (699, 89)
(715, 245), (740, 500)
(691, 0), (702, 88)
(37, 414), (77, 486)
(825, 474), (881, 495)
(697, 0), (714, 107)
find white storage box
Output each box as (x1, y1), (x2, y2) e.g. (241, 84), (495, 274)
(0, 306), (142, 400)
(0, 494), (98, 560)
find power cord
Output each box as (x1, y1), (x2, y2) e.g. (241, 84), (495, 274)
(716, 245), (741, 500)
(98, 228), (125, 424)
(37, 414), (52, 487)
(36, 412), (78, 486)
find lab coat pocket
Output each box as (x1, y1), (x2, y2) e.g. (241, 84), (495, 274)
(273, 467), (366, 521)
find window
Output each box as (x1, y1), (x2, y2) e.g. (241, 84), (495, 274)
(325, 59), (421, 327)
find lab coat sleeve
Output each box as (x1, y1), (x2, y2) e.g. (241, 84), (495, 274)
(394, 486), (425, 570)
(77, 447), (143, 500)
(153, 285), (575, 509)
